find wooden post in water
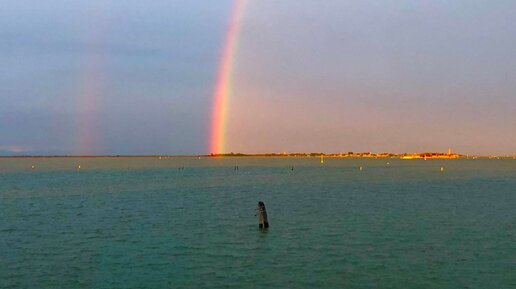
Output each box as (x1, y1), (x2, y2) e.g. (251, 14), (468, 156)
(256, 201), (269, 229)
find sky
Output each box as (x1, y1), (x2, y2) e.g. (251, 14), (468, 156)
(1, 0), (515, 155)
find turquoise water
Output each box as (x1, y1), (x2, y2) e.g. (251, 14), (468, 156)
(1, 157), (515, 289)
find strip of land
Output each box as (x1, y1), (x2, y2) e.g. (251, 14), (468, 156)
(1, 152), (514, 159)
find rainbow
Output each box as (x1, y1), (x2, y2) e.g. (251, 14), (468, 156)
(76, 56), (104, 155)
(209, 0), (246, 155)
(75, 13), (110, 155)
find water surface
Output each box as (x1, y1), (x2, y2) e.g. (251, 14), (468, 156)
(1, 157), (515, 288)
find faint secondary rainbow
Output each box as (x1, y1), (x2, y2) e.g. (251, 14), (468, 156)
(75, 13), (110, 155)
(76, 58), (103, 155)
(209, 0), (246, 155)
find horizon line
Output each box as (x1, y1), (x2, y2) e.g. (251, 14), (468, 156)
(1, 151), (515, 158)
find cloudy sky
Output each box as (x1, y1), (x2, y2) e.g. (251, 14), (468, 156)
(1, 0), (515, 155)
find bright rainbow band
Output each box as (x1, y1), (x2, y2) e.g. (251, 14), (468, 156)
(209, 0), (246, 154)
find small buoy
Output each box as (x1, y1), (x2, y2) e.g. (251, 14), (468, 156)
(291, 166), (294, 171)
(77, 165), (81, 170)
(359, 166), (363, 171)
(440, 166), (444, 172)
(386, 162), (390, 165)
(31, 165), (35, 169)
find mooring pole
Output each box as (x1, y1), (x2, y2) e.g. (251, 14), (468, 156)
(256, 201), (269, 228)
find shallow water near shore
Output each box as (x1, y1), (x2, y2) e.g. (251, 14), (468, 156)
(1, 157), (515, 289)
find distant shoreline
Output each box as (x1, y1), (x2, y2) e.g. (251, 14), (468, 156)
(0, 153), (514, 159)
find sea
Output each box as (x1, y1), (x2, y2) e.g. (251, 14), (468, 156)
(1, 157), (515, 289)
